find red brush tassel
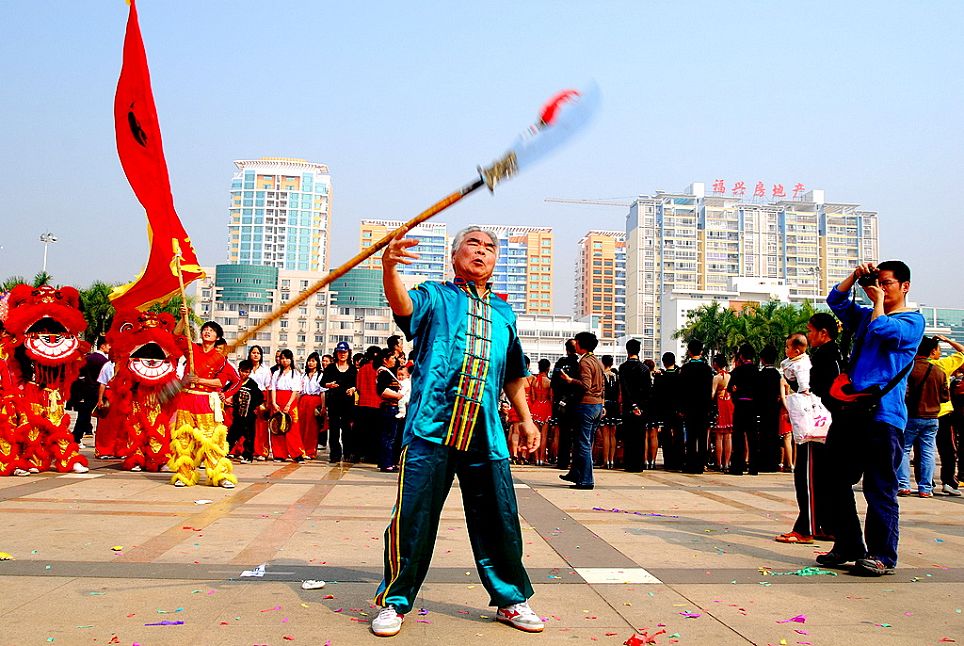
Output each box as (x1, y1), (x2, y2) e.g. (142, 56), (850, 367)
(539, 89), (580, 126)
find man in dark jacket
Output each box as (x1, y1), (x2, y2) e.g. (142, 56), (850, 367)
(652, 352), (683, 470)
(551, 339), (579, 470)
(756, 345), (784, 472)
(728, 344), (759, 476)
(679, 339), (715, 474)
(72, 336), (110, 447)
(619, 339), (652, 472)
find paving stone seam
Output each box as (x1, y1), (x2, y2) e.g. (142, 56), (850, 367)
(228, 465), (346, 565)
(112, 462), (301, 563)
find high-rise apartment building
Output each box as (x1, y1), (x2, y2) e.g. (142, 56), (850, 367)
(358, 220), (448, 282)
(227, 158), (332, 272)
(575, 231), (626, 339)
(474, 225), (553, 315)
(626, 182), (879, 358)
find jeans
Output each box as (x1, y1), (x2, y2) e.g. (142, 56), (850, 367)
(898, 417), (938, 493)
(569, 403), (602, 486)
(935, 415), (958, 488)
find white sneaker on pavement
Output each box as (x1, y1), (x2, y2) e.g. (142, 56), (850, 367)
(13, 468), (30, 477)
(496, 601), (545, 633)
(371, 606), (404, 637)
(943, 483), (962, 497)
(219, 480), (235, 489)
(72, 463), (89, 473)
(301, 579), (326, 590)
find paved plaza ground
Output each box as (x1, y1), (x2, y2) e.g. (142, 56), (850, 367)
(1, 447), (962, 646)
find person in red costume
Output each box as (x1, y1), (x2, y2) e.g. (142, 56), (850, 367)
(106, 309), (182, 472)
(168, 309), (238, 488)
(1, 284), (89, 476)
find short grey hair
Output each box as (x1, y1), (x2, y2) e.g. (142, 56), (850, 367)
(451, 226), (500, 260)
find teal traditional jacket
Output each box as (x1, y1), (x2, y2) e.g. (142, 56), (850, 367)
(395, 279), (527, 460)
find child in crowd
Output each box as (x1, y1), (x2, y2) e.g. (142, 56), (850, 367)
(392, 364), (411, 466)
(228, 359), (264, 463)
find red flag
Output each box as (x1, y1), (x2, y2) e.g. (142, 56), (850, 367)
(110, 0), (203, 311)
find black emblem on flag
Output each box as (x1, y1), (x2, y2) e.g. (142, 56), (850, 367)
(128, 103), (148, 147)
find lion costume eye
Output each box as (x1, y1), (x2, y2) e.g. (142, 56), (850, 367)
(119, 322), (134, 333)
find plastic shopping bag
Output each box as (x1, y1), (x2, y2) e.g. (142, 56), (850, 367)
(785, 392), (832, 444)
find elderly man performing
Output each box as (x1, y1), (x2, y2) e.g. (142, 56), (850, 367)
(371, 226), (542, 638)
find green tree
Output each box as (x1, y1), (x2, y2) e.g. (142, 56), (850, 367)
(32, 271), (53, 287)
(676, 299), (817, 361)
(674, 301), (729, 357)
(148, 294), (203, 327)
(2, 276), (27, 291)
(79, 281), (117, 342)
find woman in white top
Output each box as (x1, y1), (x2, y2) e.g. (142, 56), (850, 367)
(268, 349), (306, 462)
(247, 345), (272, 460)
(298, 352), (326, 459)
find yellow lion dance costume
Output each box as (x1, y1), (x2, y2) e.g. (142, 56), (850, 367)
(167, 323), (238, 488)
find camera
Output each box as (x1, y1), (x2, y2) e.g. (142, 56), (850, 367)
(857, 270), (879, 287)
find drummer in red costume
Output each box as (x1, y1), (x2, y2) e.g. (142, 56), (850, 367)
(168, 310), (239, 488)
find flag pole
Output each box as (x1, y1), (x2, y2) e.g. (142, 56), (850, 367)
(173, 239), (196, 375)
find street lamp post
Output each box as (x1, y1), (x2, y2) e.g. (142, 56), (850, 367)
(40, 232), (58, 272)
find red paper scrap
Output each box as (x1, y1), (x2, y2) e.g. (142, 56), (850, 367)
(624, 630), (666, 645)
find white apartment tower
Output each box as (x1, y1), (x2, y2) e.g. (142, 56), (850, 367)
(227, 158), (333, 272)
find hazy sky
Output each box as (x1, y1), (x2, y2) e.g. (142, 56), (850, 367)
(1, 1), (962, 310)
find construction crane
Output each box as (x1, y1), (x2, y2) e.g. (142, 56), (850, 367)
(544, 197), (636, 207)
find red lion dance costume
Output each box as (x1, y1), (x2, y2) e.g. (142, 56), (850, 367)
(1, 284), (89, 475)
(107, 309), (182, 472)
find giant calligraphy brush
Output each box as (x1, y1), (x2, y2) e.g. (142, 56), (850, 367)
(227, 83), (600, 353)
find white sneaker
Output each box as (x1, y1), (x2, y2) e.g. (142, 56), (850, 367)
(943, 483), (962, 497)
(301, 579), (326, 590)
(496, 601), (545, 633)
(28, 467), (40, 474)
(78, 441), (86, 449)
(72, 463), (89, 474)
(160, 464), (172, 472)
(131, 465), (142, 472)
(219, 480), (235, 489)
(174, 480), (186, 487)
(13, 468), (30, 477)
(371, 606), (404, 637)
